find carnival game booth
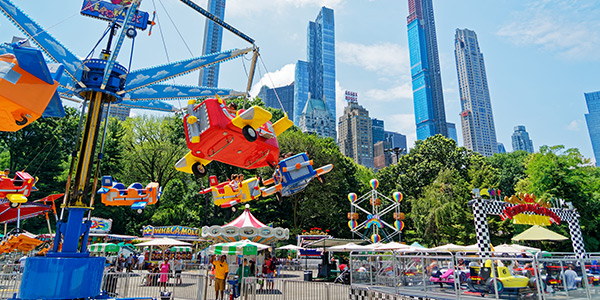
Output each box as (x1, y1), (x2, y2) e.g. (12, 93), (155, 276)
(202, 204), (289, 244)
(142, 225), (202, 262)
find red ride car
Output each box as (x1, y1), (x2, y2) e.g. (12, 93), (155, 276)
(0, 171), (37, 207)
(175, 97), (293, 176)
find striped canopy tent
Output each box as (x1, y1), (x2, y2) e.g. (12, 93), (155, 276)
(88, 243), (120, 253)
(171, 246), (192, 252)
(209, 240), (270, 256)
(202, 205), (289, 244)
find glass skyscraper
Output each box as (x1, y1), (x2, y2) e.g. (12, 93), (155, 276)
(406, 0), (453, 141)
(584, 91), (600, 165)
(257, 83), (295, 118)
(512, 125), (534, 153)
(198, 0), (225, 87)
(372, 118), (385, 144)
(454, 28), (498, 157)
(294, 7), (336, 127)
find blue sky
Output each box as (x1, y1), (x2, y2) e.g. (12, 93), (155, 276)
(1, 0), (599, 160)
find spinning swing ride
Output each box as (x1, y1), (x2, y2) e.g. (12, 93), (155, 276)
(0, 0), (270, 298)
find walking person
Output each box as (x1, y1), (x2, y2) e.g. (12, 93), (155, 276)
(174, 255), (183, 285)
(159, 258), (170, 291)
(211, 255), (229, 300)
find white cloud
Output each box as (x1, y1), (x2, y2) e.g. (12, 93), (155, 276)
(337, 42), (410, 76)
(249, 63), (296, 97)
(567, 120), (581, 131)
(363, 83), (413, 102)
(227, 0), (345, 17)
(335, 80), (346, 120)
(498, 1), (600, 60)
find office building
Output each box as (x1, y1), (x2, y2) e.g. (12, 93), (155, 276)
(257, 83), (295, 118)
(102, 104), (130, 121)
(512, 125), (534, 153)
(372, 118), (385, 144)
(294, 7), (336, 127)
(497, 143), (506, 154)
(338, 98), (373, 168)
(198, 0), (226, 87)
(385, 131), (408, 151)
(407, 0), (453, 140)
(374, 140), (393, 170)
(454, 28), (498, 157)
(584, 91), (600, 165)
(298, 97), (336, 139)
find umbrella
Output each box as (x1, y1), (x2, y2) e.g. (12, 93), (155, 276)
(494, 244), (540, 253)
(276, 244), (304, 250)
(374, 242), (412, 251)
(328, 242), (375, 252)
(512, 225), (568, 241)
(171, 246), (192, 252)
(135, 237), (192, 247)
(410, 242), (427, 249)
(88, 243), (120, 253)
(428, 243), (467, 252)
(210, 240), (270, 256)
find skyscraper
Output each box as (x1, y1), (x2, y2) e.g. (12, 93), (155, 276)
(407, 0), (453, 140)
(584, 91), (600, 165)
(497, 143), (506, 154)
(257, 83), (295, 118)
(372, 118), (385, 144)
(454, 28), (498, 157)
(512, 125), (534, 153)
(385, 131), (408, 151)
(294, 7), (336, 126)
(338, 98), (373, 168)
(198, 0), (226, 87)
(298, 97), (336, 139)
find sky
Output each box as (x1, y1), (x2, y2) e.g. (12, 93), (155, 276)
(1, 0), (599, 160)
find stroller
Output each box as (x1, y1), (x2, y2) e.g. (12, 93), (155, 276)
(334, 268), (350, 284)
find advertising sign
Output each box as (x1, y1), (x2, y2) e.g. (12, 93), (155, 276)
(90, 217), (112, 233)
(81, 0), (150, 30)
(143, 225), (200, 239)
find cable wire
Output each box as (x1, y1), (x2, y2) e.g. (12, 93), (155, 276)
(157, 0), (194, 57)
(258, 54), (287, 115)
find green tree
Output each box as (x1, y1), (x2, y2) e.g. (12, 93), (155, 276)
(487, 151), (530, 197)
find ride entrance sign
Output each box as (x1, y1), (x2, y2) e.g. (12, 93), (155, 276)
(81, 0), (150, 30)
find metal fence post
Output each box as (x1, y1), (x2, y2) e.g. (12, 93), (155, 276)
(325, 283), (330, 300)
(122, 273), (130, 298)
(196, 275), (204, 300)
(170, 273), (176, 300)
(282, 280), (286, 299)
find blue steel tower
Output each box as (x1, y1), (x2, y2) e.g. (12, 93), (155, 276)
(407, 0), (451, 140)
(455, 28), (498, 157)
(198, 0), (226, 87)
(584, 91), (600, 165)
(294, 7), (335, 125)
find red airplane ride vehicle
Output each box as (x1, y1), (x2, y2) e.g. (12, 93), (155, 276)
(175, 97), (293, 176)
(0, 171), (37, 207)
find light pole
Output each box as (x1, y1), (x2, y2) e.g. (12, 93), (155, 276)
(385, 147), (405, 164)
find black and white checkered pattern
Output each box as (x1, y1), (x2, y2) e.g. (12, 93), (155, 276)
(568, 217), (586, 256)
(470, 198), (586, 256)
(472, 198), (493, 258)
(349, 287), (423, 300)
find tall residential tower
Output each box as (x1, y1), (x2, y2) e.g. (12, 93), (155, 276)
(294, 7), (336, 128)
(584, 91), (600, 165)
(338, 96), (373, 168)
(454, 28), (498, 157)
(512, 125), (534, 153)
(198, 0), (226, 87)
(406, 0), (453, 140)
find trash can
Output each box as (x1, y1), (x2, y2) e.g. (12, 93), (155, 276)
(304, 270), (313, 281)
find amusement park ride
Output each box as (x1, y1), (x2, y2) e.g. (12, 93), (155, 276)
(0, 0), (271, 298)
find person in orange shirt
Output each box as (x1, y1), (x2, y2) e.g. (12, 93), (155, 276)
(211, 255), (229, 300)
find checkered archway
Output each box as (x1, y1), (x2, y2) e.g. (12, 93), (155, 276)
(470, 197), (585, 258)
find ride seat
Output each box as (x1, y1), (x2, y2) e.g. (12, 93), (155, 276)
(12, 178), (23, 187)
(129, 182), (144, 193)
(113, 183), (127, 194)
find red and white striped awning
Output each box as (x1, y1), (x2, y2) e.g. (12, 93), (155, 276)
(224, 207), (267, 228)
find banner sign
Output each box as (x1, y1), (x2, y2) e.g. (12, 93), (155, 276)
(81, 0), (150, 30)
(90, 217), (112, 233)
(143, 225), (200, 239)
